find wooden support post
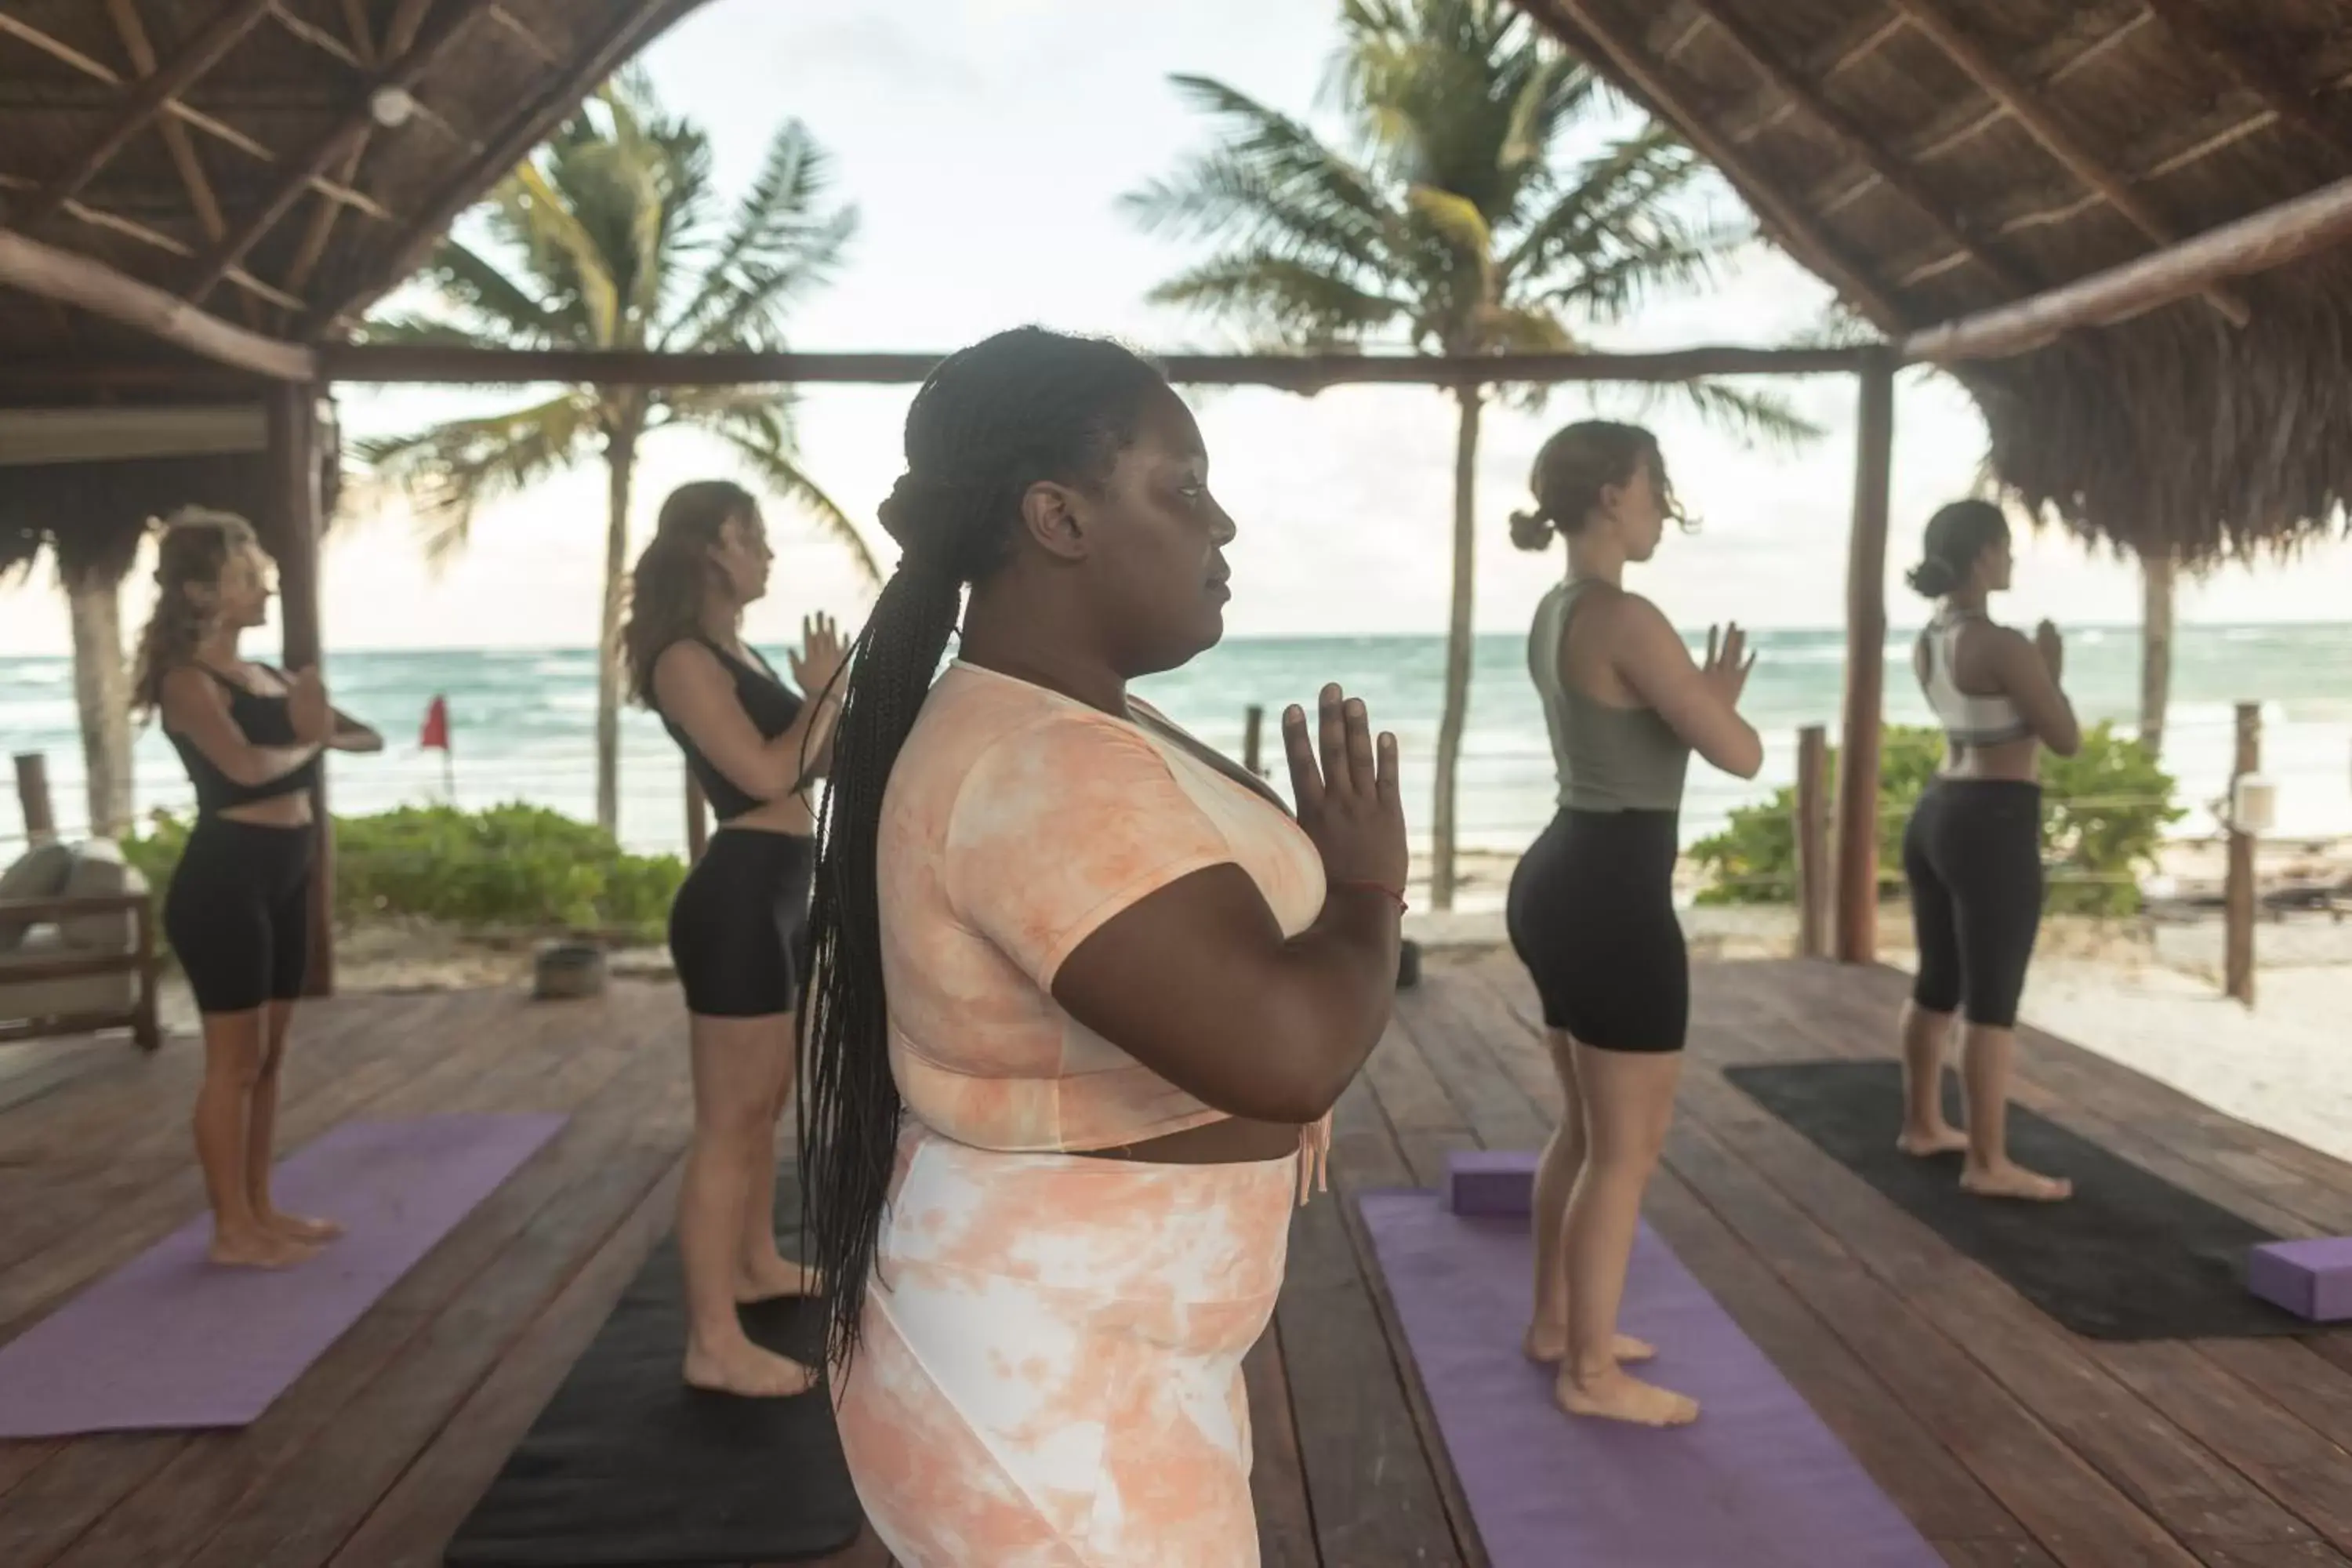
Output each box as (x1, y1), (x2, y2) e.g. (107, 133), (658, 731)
(1835, 350), (1896, 964)
(2224, 701), (2261, 1007)
(1243, 705), (1266, 778)
(1795, 725), (1831, 959)
(268, 382), (335, 998)
(13, 753), (56, 845)
(685, 775), (710, 865)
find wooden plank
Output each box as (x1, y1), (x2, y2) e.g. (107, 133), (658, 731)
(174, 1147), (688, 1568)
(0, 1436), (183, 1567)
(1244, 1330), (1321, 1568)
(0, 994), (471, 1308)
(1935, 1544), (2067, 1567)
(317, 1158), (688, 1567)
(2089, 1341), (2352, 1555)
(43, 996), (671, 1568)
(1277, 1170), (1461, 1565)
(317, 341), (1878, 388)
(1662, 1104), (2200, 1567)
(1646, 1156), (2035, 1543)
(2197, 1341), (2352, 1457)
(1674, 1031), (2320, 1561)
(1391, 976), (1551, 1152)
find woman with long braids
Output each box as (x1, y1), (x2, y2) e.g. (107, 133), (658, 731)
(1892, 499), (2079, 1200)
(797, 327), (1408, 1566)
(623, 480), (847, 1397)
(1504, 423), (1762, 1428)
(140, 509), (382, 1269)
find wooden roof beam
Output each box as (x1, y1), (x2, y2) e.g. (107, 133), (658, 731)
(1521, 0), (1912, 333)
(319, 343), (1877, 388)
(1902, 172), (2352, 362)
(1680, 0), (2034, 299)
(1723, 12), (1907, 145)
(103, 1), (225, 237)
(0, 226), (316, 380)
(187, 0), (500, 305)
(2141, 0), (2352, 167)
(312, 0), (699, 336)
(14, 0), (276, 230)
(1886, 0), (2250, 326)
(0, 9), (390, 220)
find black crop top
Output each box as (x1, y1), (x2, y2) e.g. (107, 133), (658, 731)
(165, 665), (320, 815)
(655, 637), (807, 823)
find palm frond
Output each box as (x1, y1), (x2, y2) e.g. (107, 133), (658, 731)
(352, 395), (597, 561)
(1145, 252), (1410, 349)
(663, 121), (855, 350)
(362, 241), (557, 344)
(1632, 378), (1825, 450)
(508, 158), (622, 344)
(1123, 76), (1396, 277)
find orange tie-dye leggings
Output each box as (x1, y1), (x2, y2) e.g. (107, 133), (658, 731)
(833, 1127), (1301, 1566)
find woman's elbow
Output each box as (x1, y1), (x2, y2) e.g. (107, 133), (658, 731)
(2044, 725), (2083, 759)
(1705, 727), (1766, 781)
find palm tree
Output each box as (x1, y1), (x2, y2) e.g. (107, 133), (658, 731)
(356, 71), (877, 837)
(1127, 0), (1816, 908)
(0, 538), (135, 840)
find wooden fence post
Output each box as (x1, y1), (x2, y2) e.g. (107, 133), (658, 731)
(1795, 726), (1830, 958)
(1835, 349), (1895, 963)
(2223, 701), (2260, 1006)
(685, 775), (710, 865)
(13, 753), (55, 846)
(1243, 705), (1265, 778)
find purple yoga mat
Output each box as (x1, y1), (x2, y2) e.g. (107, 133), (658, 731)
(0, 1112), (565, 1437)
(1357, 1190), (1942, 1568)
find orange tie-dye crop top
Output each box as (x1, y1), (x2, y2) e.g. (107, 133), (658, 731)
(877, 660), (1328, 1157)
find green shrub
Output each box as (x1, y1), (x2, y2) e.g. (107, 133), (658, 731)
(1689, 723), (2183, 915)
(122, 802), (684, 941)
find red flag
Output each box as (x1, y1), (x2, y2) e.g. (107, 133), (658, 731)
(419, 694), (450, 751)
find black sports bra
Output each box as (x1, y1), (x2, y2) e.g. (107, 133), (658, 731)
(656, 637), (807, 823)
(164, 664), (319, 815)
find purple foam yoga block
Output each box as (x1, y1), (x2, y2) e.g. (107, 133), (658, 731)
(2248, 1237), (2352, 1322)
(1448, 1149), (1541, 1217)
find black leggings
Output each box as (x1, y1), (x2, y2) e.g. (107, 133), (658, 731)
(163, 817), (314, 1014)
(1904, 779), (2043, 1029)
(1506, 808), (1686, 1052)
(668, 828), (814, 1018)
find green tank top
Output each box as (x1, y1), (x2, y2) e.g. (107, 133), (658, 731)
(1527, 579), (1691, 813)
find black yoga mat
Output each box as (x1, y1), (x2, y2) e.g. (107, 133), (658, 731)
(445, 1178), (862, 1566)
(1723, 1059), (2321, 1342)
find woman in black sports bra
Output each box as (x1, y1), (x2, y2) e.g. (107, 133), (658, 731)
(622, 481), (848, 1398)
(135, 510), (383, 1269)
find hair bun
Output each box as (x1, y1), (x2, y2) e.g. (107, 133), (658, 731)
(1905, 558), (1958, 597)
(1508, 509), (1556, 552)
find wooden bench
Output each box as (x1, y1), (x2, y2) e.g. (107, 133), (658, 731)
(0, 889), (162, 1051)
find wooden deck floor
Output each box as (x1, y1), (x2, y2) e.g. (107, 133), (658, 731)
(2, 956), (2350, 1566)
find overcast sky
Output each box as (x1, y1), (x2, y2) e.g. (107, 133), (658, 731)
(5, 0), (2346, 656)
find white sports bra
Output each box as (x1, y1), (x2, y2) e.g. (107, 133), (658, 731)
(1922, 612), (2031, 747)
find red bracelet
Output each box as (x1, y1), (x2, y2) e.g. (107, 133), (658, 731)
(1334, 879), (1409, 914)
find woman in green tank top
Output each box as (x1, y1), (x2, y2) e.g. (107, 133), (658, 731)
(1504, 422), (1763, 1429)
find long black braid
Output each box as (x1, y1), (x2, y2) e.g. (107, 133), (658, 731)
(797, 326), (1171, 1377)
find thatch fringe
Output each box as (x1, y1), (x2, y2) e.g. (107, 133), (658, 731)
(0, 446), (343, 586)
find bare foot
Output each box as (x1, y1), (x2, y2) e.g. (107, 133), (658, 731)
(735, 1254), (823, 1303)
(1897, 1123), (1971, 1157)
(1522, 1323), (1656, 1365)
(1962, 1162), (2073, 1202)
(683, 1338), (818, 1398)
(262, 1210), (345, 1243)
(1555, 1366), (1700, 1428)
(209, 1227), (319, 1269)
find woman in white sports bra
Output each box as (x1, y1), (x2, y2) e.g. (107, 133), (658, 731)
(1894, 500), (2081, 1202)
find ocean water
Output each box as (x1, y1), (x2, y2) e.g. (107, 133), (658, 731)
(5, 624), (2349, 860)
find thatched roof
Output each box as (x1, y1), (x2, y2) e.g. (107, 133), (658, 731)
(0, 1), (704, 578)
(0, 0), (705, 391)
(1509, 0), (2352, 564)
